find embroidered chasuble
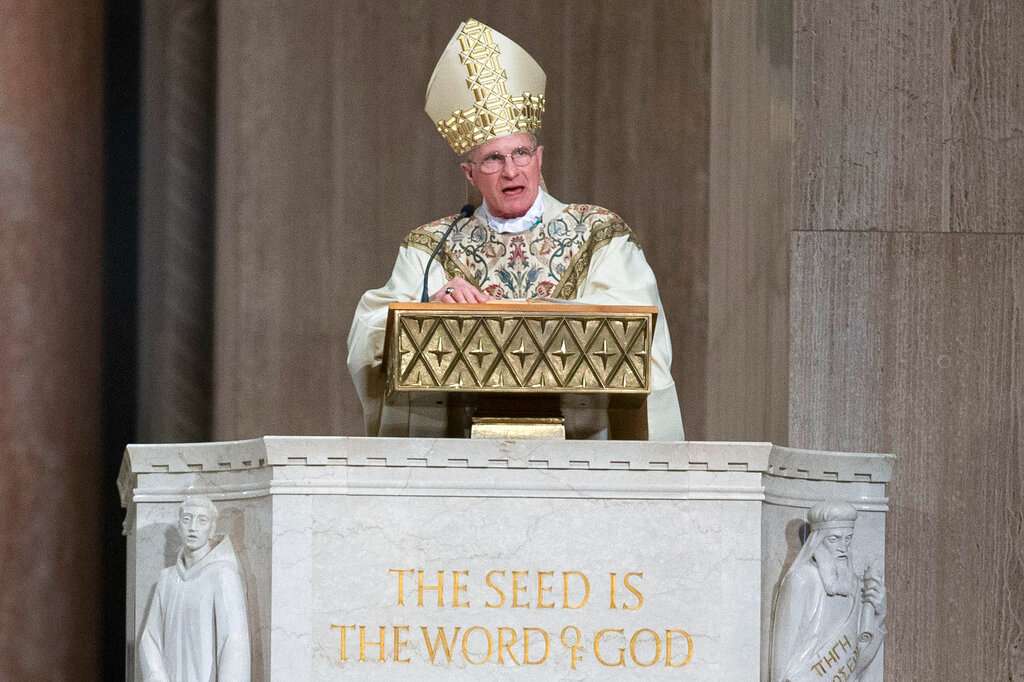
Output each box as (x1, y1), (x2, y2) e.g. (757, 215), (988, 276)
(347, 191), (684, 441)
(404, 204), (637, 301)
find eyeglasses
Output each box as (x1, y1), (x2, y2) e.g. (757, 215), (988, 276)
(469, 146), (538, 174)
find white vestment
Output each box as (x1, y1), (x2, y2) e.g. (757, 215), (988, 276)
(139, 536), (251, 682)
(347, 191), (684, 440)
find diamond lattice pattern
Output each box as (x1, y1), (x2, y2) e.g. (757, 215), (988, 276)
(457, 19), (515, 130)
(396, 314), (650, 392)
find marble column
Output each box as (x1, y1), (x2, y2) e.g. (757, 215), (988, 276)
(0, 2), (105, 679)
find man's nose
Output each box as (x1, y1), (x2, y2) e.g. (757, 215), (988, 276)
(500, 157), (518, 176)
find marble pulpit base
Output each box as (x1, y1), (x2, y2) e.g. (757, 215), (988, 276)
(118, 437), (892, 681)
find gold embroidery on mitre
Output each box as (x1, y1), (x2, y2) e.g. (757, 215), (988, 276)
(435, 19), (545, 154)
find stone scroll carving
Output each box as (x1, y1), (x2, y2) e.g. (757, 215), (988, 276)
(139, 496), (251, 682)
(770, 501), (886, 682)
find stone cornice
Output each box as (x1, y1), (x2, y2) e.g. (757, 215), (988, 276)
(119, 437), (894, 508)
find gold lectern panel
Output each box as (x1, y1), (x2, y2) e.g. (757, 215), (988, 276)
(385, 302), (656, 397)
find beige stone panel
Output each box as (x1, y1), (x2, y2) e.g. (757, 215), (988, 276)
(0, 2), (105, 679)
(794, 1), (946, 233)
(794, 0), (1024, 234)
(789, 231), (1024, 679)
(946, 0), (1024, 232)
(705, 0), (792, 442)
(215, 2), (709, 439)
(216, 0), (343, 438)
(793, 0), (951, 233)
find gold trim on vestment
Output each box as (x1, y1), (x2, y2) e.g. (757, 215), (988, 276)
(551, 214), (638, 300)
(402, 227), (477, 285)
(402, 207), (639, 299)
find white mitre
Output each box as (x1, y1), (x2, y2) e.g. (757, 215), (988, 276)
(425, 18), (546, 155)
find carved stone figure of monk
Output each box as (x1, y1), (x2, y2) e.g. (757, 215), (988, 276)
(139, 496), (251, 682)
(769, 501), (886, 682)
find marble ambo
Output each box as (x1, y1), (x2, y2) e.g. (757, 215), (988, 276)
(119, 437), (892, 681)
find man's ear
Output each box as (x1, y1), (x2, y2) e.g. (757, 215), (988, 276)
(535, 145), (544, 171)
(460, 162), (476, 186)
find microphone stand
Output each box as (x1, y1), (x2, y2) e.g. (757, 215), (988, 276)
(420, 204), (475, 302)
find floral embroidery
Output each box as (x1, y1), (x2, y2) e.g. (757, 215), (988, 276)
(402, 204), (638, 300)
(509, 235), (527, 266)
(482, 283), (507, 299)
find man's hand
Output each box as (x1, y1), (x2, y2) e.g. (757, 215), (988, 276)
(431, 277), (492, 304)
(861, 577), (886, 619)
(861, 564), (886, 620)
(854, 563), (887, 675)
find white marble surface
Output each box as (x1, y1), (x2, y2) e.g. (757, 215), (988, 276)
(120, 437), (893, 681)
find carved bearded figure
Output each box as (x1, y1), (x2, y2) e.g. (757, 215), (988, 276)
(139, 496), (251, 682)
(769, 501), (886, 682)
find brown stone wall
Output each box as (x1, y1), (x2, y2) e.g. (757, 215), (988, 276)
(137, 0), (216, 443)
(709, 1), (1024, 677)
(706, 0), (792, 443)
(213, 1), (711, 439)
(788, 1), (1024, 678)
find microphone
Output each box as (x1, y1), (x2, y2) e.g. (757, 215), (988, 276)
(420, 203), (475, 302)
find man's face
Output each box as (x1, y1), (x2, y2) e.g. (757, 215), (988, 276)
(179, 505), (215, 552)
(461, 132), (543, 219)
(812, 529), (855, 596)
(820, 530), (854, 560)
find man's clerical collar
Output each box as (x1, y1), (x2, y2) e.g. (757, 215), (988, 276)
(479, 191), (545, 234)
